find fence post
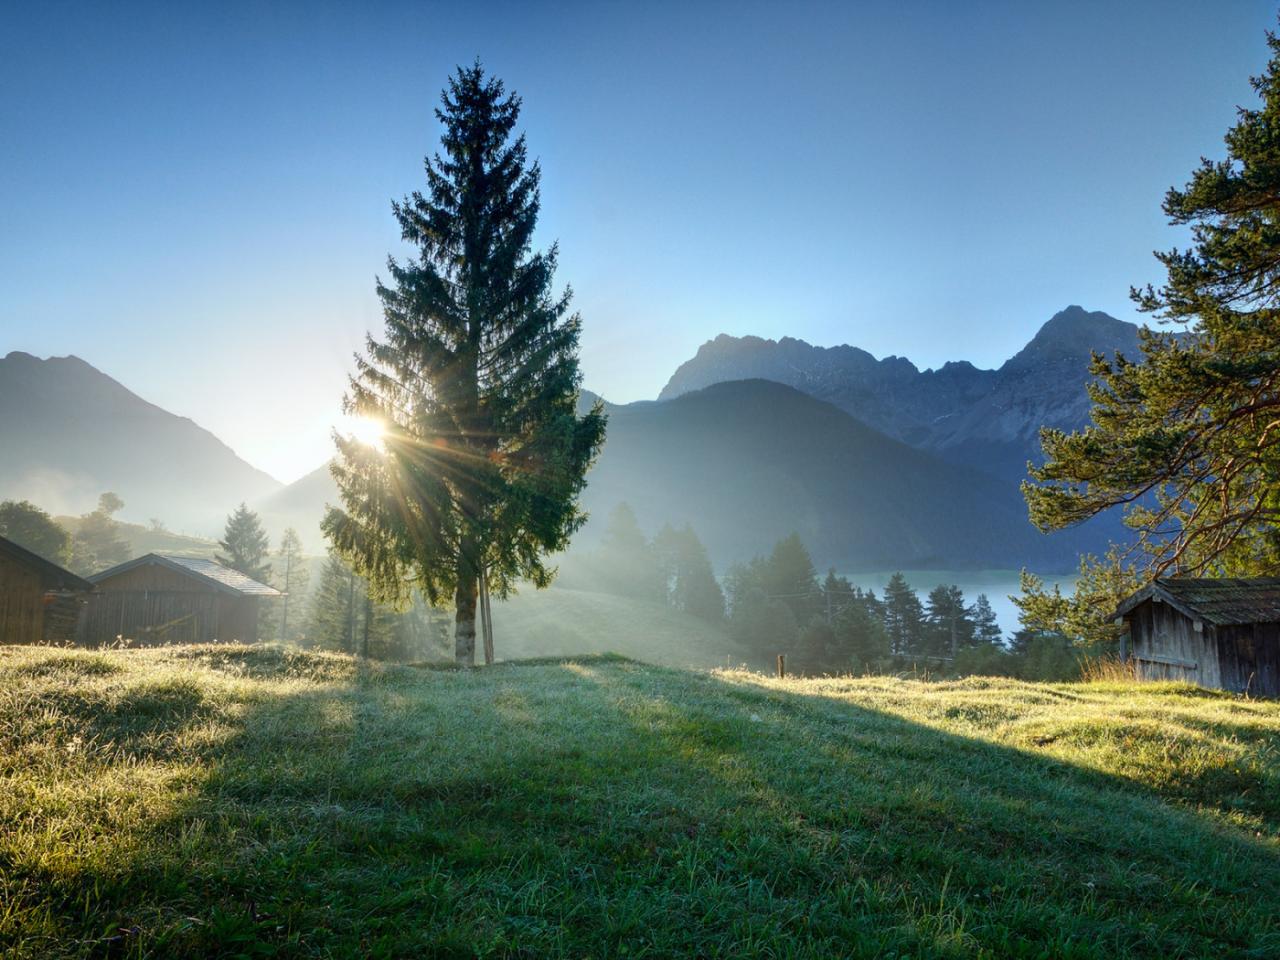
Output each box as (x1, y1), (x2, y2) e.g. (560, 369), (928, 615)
(776, 653), (785, 679)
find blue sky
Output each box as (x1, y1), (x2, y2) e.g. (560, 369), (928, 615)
(0, 1), (1273, 482)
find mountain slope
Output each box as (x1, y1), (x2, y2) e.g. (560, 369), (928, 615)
(579, 379), (1079, 569)
(255, 460), (338, 548)
(659, 306), (1141, 476)
(263, 379), (1082, 569)
(0, 352), (280, 531)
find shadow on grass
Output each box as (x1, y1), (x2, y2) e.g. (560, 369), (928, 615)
(3, 646), (1279, 958)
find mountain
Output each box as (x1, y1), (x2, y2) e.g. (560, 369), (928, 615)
(0, 352), (280, 531)
(658, 306), (1141, 481)
(577, 380), (1089, 569)
(263, 379), (1090, 570)
(256, 461), (339, 550)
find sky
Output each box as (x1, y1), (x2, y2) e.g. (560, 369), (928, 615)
(0, 0), (1274, 483)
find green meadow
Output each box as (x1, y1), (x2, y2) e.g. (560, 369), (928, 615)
(2, 644), (1278, 958)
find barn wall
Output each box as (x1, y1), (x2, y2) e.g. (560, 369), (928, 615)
(1215, 623), (1280, 697)
(217, 596), (261, 642)
(0, 553), (44, 644)
(1129, 600), (1220, 688)
(82, 590), (262, 646)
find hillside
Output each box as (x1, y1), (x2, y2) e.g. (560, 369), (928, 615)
(2, 645), (1277, 958)
(0, 352), (280, 532)
(578, 379), (1086, 569)
(55, 515), (218, 559)
(490, 586), (751, 668)
(254, 460), (337, 550)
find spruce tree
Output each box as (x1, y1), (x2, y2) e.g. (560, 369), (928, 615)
(654, 524), (724, 622)
(762, 533), (819, 624)
(1024, 30), (1280, 615)
(309, 551), (360, 653)
(925, 584), (974, 659)
(216, 503), (271, 582)
(820, 569), (855, 622)
(324, 64), (606, 665)
(833, 600), (891, 673)
(970, 594), (1004, 646)
(274, 528), (310, 641)
(597, 503), (664, 600)
(882, 572), (924, 658)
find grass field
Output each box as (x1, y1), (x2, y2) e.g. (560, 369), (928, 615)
(490, 587), (752, 668)
(1, 645), (1278, 958)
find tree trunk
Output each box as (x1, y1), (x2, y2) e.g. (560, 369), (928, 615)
(480, 570), (495, 666)
(362, 594), (372, 659)
(454, 571), (477, 667)
(346, 570), (356, 655)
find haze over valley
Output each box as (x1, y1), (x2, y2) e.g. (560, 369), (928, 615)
(1, 304), (1128, 569)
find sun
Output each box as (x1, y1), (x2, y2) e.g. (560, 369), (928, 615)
(339, 414), (386, 450)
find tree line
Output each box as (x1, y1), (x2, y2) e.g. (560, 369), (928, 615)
(565, 506), (1082, 678)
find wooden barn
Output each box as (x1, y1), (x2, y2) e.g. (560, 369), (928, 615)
(0, 534), (94, 645)
(1113, 578), (1280, 697)
(84, 554), (281, 647)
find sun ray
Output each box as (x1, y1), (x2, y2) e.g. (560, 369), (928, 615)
(338, 414), (386, 450)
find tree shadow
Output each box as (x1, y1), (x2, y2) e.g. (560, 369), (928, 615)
(2, 647), (1278, 958)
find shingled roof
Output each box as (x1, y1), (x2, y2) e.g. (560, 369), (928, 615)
(89, 554), (282, 597)
(1115, 577), (1280, 627)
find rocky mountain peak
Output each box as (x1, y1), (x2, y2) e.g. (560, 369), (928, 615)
(1001, 306), (1138, 374)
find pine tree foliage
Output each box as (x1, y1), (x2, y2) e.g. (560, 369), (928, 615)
(925, 584), (974, 658)
(653, 523), (724, 622)
(970, 594), (1004, 646)
(1025, 32), (1280, 583)
(882, 572), (925, 658)
(216, 503), (271, 582)
(309, 551), (363, 654)
(323, 63), (606, 665)
(1013, 549), (1142, 646)
(596, 503), (665, 601)
(273, 527), (310, 642)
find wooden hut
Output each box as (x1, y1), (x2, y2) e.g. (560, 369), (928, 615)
(0, 534), (94, 644)
(1113, 578), (1280, 697)
(85, 554), (280, 646)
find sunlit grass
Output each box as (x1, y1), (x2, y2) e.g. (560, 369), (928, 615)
(0, 644), (1277, 958)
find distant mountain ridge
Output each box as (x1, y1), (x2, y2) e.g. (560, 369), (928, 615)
(2, 306), (1132, 569)
(0, 351), (280, 531)
(658, 306), (1141, 479)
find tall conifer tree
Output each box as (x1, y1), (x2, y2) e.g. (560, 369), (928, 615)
(274, 528), (310, 641)
(970, 594), (1004, 646)
(324, 64), (606, 665)
(882, 572), (924, 658)
(216, 503), (271, 582)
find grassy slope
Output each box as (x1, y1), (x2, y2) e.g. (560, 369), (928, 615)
(0, 647), (1277, 959)
(490, 588), (753, 668)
